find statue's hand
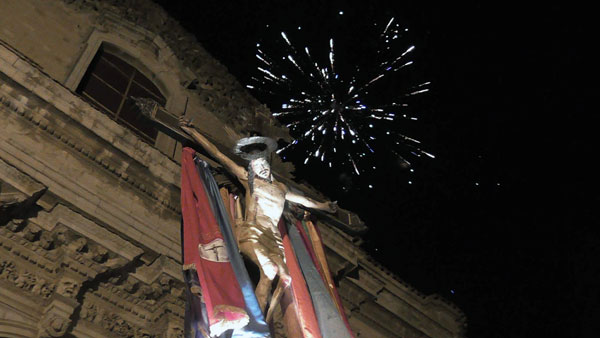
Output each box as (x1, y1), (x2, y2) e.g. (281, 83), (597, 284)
(324, 201), (338, 214)
(179, 116), (194, 129)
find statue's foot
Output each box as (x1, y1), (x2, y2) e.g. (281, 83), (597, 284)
(178, 116), (194, 128)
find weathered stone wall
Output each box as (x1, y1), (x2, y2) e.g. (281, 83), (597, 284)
(1, 51), (186, 336)
(0, 0), (94, 83)
(0, 0), (290, 153)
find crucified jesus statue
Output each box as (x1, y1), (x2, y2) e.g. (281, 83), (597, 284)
(179, 118), (336, 315)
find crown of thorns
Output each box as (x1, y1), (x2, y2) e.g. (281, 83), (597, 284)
(233, 136), (278, 161)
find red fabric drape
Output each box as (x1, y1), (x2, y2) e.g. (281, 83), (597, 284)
(181, 147), (248, 336)
(278, 218), (322, 338)
(303, 220), (355, 337)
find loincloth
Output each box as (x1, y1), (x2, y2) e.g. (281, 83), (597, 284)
(237, 220), (285, 261)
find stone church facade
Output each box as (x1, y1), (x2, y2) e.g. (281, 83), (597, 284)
(0, 1), (465, 337)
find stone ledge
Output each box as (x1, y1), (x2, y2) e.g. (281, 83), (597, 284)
(0, 42), (181, 189)
(346, 255), (466, 336)
(0, 158), (46, 201)
(30, 205), (144, 262)
(0, 101), (180, 260)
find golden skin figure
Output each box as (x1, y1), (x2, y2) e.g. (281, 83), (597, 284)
(179, 118), (336, 314)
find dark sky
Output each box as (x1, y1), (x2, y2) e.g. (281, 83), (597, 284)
(156, 1), (596, 337)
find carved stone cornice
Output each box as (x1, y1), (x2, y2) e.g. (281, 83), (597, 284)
(333, 249), (467, 337)
(0, 67), (181, 260)
(0, 258), (56, 300)
(78, 299), (157, 338)
(0, 126), (186, 333)
(1, 203), (185, 337)
(0, 158), (46, 222)
(1, 210), (134, 290)
(37, 293), (82, 338)
(76, 272), (185, 337)
(0, 82), (179, 215)
(0, 40), (181, 195)
(0, 158), (46, 199)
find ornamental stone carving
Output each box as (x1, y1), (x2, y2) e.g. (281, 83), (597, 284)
(0, 260), (18, 282)
(38, 314), (70, 338)
(79, 302), (99, 322)
(23, 223), (42, 242)
(67, 237), (87, 253)
(0, 259), (56, 298)
(56, 277), (80, 298)
(38, 231), (55, 250)
(100, 312), (155, 338)
(37, 298), (79, 338)
(13, 271), (36, 290)
(31, 277), (54, 298)
(6, 219), (25, 232)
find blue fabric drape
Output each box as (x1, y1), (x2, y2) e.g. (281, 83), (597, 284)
(183, 268), (210, 338)
(195, 158), (270, 338)
(287, 222), (352, 338)
(181, 213), (209, 338)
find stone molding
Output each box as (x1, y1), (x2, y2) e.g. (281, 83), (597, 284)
(0, 158), (46, 204)
(0, 40), (181, 189)
(1, 204), (185, 337)
(337, 252), (467, 337)
(29, 204), (144, 263)
(0, 139), (184, 336)
(0, 80), (180, 215)
(0, 318), (37, 338)
(0, 70), (182, 260)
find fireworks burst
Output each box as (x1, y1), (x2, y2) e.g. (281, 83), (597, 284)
(248, 16), (434, 178)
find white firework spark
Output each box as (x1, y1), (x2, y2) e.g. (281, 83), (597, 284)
(248, 17), (433, 175)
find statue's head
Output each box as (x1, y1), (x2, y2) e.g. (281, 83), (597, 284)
(234, 136), (277, 181)
(250, 157), (271, 180)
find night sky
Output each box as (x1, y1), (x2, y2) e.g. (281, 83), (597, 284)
(157, 1), (595, 337)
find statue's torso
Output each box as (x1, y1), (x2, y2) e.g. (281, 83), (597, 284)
(245, 178), (287, 231)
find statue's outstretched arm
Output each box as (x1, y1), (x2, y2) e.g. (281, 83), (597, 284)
(285, 190), (337, 213)
(180, 118), (248, 181)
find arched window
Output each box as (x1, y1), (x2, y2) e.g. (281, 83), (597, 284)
(76, 46), (166, 143)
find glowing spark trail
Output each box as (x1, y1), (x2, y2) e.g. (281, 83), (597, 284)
(249, 16), (433, 177)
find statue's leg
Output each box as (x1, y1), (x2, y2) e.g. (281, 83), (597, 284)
(271, 252), (291, 286)
(266, 277), (285, 322)
(264, 250), (292, 323)
(281, 288), (304, 338)
(239, 241), (273, 312)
